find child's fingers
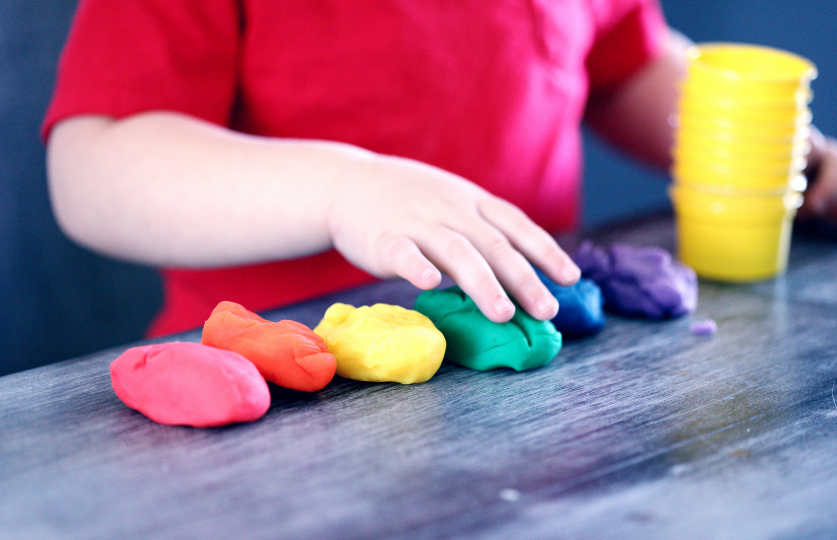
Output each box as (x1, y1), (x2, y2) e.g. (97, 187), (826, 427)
(456, 220), (559, 321)
(408, 215), (558, 322)
(478, 196), (580, 285)
(377, 235), (442, 290)
(328, 156), (577, 323)
(801, 128), (837, 220)
(416, 228), (517, 323)
(805, 138), (837, 219)
(499, 267), (559, 321)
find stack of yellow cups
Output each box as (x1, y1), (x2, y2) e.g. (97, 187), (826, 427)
(670, 43), (817, 281)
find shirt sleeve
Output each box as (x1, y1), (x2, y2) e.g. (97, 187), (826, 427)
(585, 0), (668, 95)
(42, 0), (241, 140)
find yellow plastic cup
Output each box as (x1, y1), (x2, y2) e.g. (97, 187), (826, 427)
(680, 83), (812, 110)
(674, 129), (810, 160)
(678, 97), (811, 125)
(685, 43), (817, 102)
(672, 164), (806, 192)
(676, 113), (810, 142)
(669, 183), (802, 281)
(673, 148), (806, 177)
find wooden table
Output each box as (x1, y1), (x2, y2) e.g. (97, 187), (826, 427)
(3, 214), (837, 540)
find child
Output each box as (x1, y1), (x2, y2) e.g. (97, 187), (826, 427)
(43, 0), (837, 337)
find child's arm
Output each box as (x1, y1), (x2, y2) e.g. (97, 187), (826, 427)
(47, 112), (579, 323)
(583, 29), (691, 170)
(800, 126), (837, 221)
(586, 27), (837, 223)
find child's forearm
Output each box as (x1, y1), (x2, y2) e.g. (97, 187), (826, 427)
(46, 111), (374, 267)
(46, 111), (580, 323)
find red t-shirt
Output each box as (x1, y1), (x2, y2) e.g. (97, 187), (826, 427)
(43, 0), (667, 336)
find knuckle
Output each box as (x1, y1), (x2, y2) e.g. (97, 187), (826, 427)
(441, 233), (472, 259)
(374, 235), (399, 261)
(372, 235), (412, 275)
(472, 274), (502, 298)
(482, 233), (513, 260)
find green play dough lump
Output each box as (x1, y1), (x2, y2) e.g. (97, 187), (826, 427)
(413, 286), (562, 372)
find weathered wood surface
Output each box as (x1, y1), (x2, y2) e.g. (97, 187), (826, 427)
(2, 214), (837, 540)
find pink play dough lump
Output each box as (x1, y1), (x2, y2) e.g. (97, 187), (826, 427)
(110, 342), (271, 427)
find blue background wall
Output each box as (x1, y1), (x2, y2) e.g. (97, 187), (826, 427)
(0, 1), (162, 375)
(1, 0), (835, 375)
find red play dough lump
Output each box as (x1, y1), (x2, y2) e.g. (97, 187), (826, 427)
(110, 342), (271, 428)
(201, 301), (336, 392)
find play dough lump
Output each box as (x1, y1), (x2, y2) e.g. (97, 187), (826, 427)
(414, 286), (562, 372)
(110, 342), (271, 428)
(574, 241), (698, 319)
(202, 301), (336, 392)
(313, 303), (446, 384)
(535, 268), (605, 338)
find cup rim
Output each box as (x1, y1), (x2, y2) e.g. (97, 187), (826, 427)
(676, 117), (810, 142)
(678, 89), (813, 112)
(670, 174), (807, 196)
(681, 81), (812, 106)
(674, 131), (810, 150)
(674, 151), (807, 173)
(669, 184), (803, 223)
(676, 115), (811, 133)
(686, 43), (818, 84)
(672, 161), (801, 182)
(673, 140), (809, 162)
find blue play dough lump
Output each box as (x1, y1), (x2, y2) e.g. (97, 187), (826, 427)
(535, 268), (605, 338)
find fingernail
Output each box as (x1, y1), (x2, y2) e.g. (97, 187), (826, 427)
(493, 296), (515, 317)
(562, 264), (581, 283)
(536, 296), (558, 318)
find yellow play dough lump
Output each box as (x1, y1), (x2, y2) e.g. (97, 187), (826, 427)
(313, 303), (446, 384)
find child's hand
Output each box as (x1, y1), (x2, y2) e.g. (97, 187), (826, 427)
(801, 125), (837, 221)
(326, 154), (580, 323)
(47, 113), (579, 324)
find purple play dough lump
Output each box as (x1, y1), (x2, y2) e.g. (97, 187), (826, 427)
(574, 241), (697, 319)
(690, 319), (718, 336)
